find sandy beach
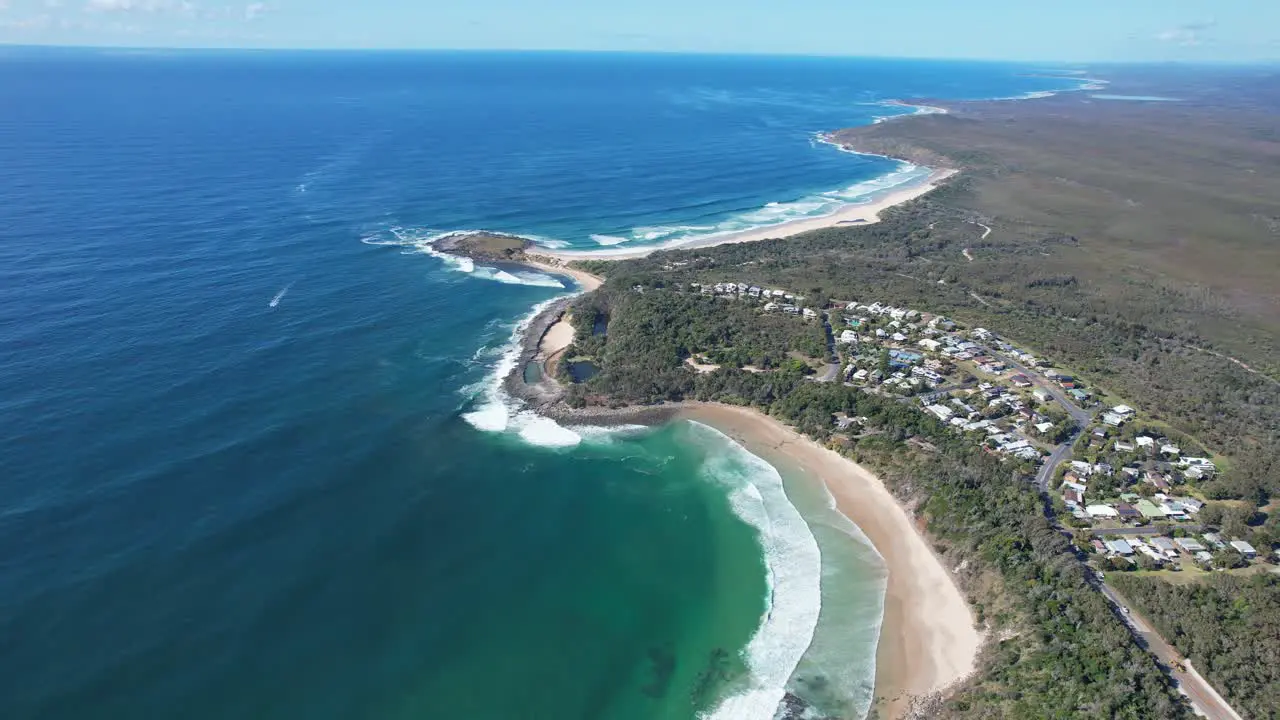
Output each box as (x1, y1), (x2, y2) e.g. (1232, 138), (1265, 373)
(523, 255), (603, 291)
(681, 404), (981, 718)
(535, 168), (957, 262)
(507, 162), (977, 716)
(539, 319), (575, 358)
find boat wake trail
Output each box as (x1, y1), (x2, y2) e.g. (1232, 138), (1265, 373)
(269, 283), (294, 308)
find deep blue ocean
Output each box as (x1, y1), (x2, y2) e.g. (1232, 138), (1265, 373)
(0, 49), (1088, 719)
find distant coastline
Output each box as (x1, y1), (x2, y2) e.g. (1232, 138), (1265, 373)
(529, 166), (958, 262)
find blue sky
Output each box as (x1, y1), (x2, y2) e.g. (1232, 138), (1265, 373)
(1, 0), (1277, 62)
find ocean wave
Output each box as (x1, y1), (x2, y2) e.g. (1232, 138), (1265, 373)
(472, 267), (566, 288)
(457, 296), (589, 448)
(363, 227), (575, 286)
(867, 99), (949, 124)
(583, 162), (931, 254)
(590, 234), (631, 246)
(544, 159), (930, 258)
(688, 422), (822, 720)
(783, 471), (889, 719)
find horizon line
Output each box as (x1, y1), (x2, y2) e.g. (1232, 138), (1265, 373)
(1, 43), (1277, 67)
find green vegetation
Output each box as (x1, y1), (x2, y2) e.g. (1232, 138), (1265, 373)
(444, 232), (529, 260)
(561, 286), (826, 406)
(563, 282), (1187, 717)
(563, 77), (1280, 717)
(1110, 573), (1280, 719)
(581, 189), (1279, 504)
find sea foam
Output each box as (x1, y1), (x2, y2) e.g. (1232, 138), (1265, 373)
(459, 296), (584, 447)
(539, 158), (930, 260)
(688, 422), (822, 720)
(363, 227), (565, 287)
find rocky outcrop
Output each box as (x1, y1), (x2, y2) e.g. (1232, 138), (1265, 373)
(436, 231), (531, 263)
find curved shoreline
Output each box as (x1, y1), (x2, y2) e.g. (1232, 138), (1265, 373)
(684, 404), (981, 718)
(528, 167), (957, 262)
(451, 146), (973, 719)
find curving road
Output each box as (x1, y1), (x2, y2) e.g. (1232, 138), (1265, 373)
(1019, 361), (1243, 720)
(1100, 583), (1245, 720)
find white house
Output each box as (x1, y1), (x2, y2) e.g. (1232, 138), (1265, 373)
(1175, 538), (1206, 553)
(1104, 539), (1134, 556)
(1086, 505), (1119, 518)
(927, 405), (954, 421)
(1230, 540), (1258, 559)
(1149, 537), (1178, 557)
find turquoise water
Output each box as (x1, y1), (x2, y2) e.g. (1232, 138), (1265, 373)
(0, 49), (1093, 718)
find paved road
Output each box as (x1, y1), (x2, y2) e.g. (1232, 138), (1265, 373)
(1092, 525), (1204, 537)
(992, 341), (1243, 718)
(1099, 583), (1245, 720)
(995, 347), (1095, 492)
(990, 350), (1094, 426)
(816, 311), (840, 382)
(1036, 439), (1075, 492)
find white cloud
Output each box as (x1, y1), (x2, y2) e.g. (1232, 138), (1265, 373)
(85, 0), (163, 12)
(1156, 21), (1216, 47)
(243, 2), (264, 20)
(84, 0), (196, 13)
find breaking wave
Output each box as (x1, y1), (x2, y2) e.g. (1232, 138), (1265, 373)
(688, 422), (823, 720)
(590, 234), (631, 246)
(361, 227), (562, 287)
(457, 296), (584, 447)
(536, 161), (930, 257)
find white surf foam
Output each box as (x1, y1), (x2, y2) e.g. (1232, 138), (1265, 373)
(548, 159), (930, 261)
(472, 267), (566, 288)
(363, 227), (577, 287)
(687, 422), (823, 720)
(515, 412), (584, 447)
(590, 233), (632, 246)
(868, 100), (950, 124)
(457, 296), (587, 448)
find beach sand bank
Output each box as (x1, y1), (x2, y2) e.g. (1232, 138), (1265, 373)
(681, 404), (981, 719)
(523, 256), (603, 291)
(538, 318), (575, 359)
(536, 168), (957, 262)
